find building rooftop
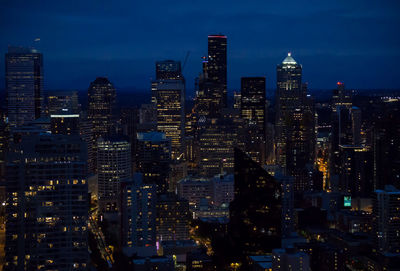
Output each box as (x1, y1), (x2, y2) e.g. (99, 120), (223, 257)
(282, 52), (297, 65)
(137, 131), (168, 142)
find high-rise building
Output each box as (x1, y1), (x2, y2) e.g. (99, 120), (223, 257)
(156, 193), (190, 241)
(6, 46), (43, 127)
(373, 185), (400, 254)
(207, 35), (227, 111)
(97, 137), (131, 214)
(136, 132), (171, 194)
(152, 61), (185, 160)
(332, 82), (352, 113)
(120, 108), (138, 170)
(275, 53), (302, 169)
(240, 77), (266, 164)
(229, 148), (282, 264)
(156, 60), (183, 80)
(47, 90), (79, 115)
(5, 133), (88, 270)
(372, 101), (400, 190)
(120, 174), (157, 248)
(275, 54), (315, 192)
(198, 112), (238, 177)
(50, 110), (80, 135)
(88, 77), (116, 172)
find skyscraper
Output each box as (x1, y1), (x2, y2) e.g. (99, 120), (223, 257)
(136, 132), (171, 194)
(87, 77), (116, 172)
(47, 90), (79, 115)
(50, 110), (80, 135)
(152, 61), (185, 160)
(240, 77), (266, 164)
(120, 174), (157, 248)
(156, 60), (183, 80)
(6, 46), (43, 127)
(156, 193), (190, 241)
(275, 53), (302, 168)
(373, 185), (400, 254)
(5, 133), (88, 270)
(229, 148), (282, 264)
(97, 138), (131, 214)
(207, 35), (227, 113)
(275, 54), (315, 192)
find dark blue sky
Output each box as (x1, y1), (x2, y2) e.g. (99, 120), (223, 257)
(1, 0), (400, 93)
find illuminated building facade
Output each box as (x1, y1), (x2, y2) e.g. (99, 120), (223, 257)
(120, 174), (157, 248)
(156, 60), (182, 80)
(275, 53), (302, 169)
(198, 113), (237, 178)
(87, 77), (116, 172)
(136, 132), (171, 194)
(6, 46), (43, 127)
(156, 193), (190, 241)
(241, 77), (266, 164)
(207, 35), (227, 111)
(50, 111), (80, 135)
(272, 248), (310, 271)
(373, 185), (400, 254)
(47, 90), (79, 115)
(97, 138), (131, 213)
(152, 61), (185, 160)
(5, 133), (88, 270)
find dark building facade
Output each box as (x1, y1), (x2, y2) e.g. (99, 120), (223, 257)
(228, 148), (282, 265)
(5, 133), (88, 270)
(240, 77), (266, 164)
(207, 35), (227, 112)
(6, 46), (43, 127)
(87, 77), (116, 172)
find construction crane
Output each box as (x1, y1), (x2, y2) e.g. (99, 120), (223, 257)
(182, 51), (190, 72)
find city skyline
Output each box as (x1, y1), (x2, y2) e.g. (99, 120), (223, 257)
(1, 1), (400, 270)
(1, 1), (400, 91)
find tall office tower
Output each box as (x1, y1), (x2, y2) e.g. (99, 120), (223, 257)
(193, 57), (214, 118)
(373, 185), (400, 254)
(272, 248), (310, 271)
(136, 132), (171, 194)
(275, 53), (302, 169)
(6, 46), (43, 127)
(275, 173), (294, 238)
(152, 61), (185, 160)
(207, 35), (227, 111)
(229, 148), (281, 264)
(156, 60), (183, 80)
(50, 110), (80, 135)
(120, 108), (138, 170)
(332, 82), (352, 113)
(198, 110), (238, 177)
(233, 91), (241, 109)
(97, 137), (131, 214)
(285, 105), (316, 192)
(87, 77), (116, 172)
(79, 113), (94, 173)
(47, 90), (79, 115)
(0, 112), (9, 180)
(120, 174), (157, 249)
(240, 77), (266, 164)
(338, 145), (373, 197)
(156, 193), (190, 241)
(373, 101), (400, 190)
(5, 133), (88, 270)
(330, 82), (353, 178)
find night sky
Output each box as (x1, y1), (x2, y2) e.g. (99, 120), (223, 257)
(1, 0), (400, 93)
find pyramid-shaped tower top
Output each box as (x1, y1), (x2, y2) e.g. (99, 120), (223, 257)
(282, 52), (297, 65)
